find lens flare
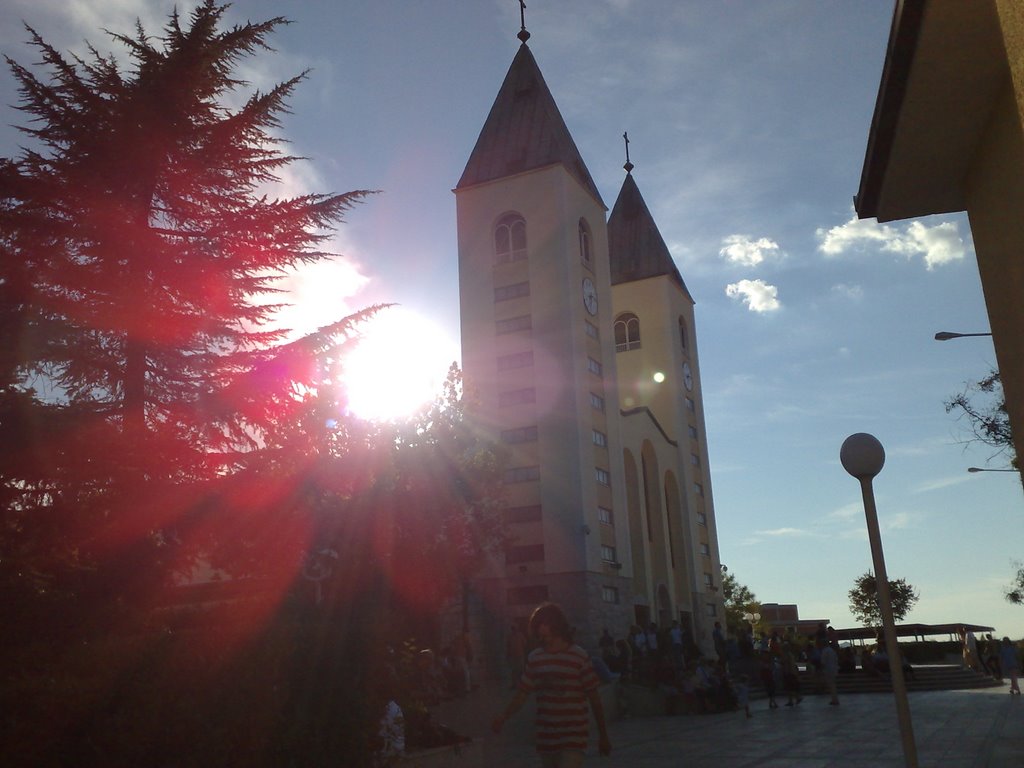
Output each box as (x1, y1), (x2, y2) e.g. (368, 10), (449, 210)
(343, 307), (460, 421)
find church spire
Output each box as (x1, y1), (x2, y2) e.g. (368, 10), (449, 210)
(608, 171), (691, 299)
(517, 0), (531, 43)
(456, 39), (604, 206)
(623, 131), (634, 174)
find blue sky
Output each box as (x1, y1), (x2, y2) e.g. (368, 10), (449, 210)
(4, 1), (1022, 639)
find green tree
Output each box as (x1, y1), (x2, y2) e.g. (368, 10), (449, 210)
(945, 369), (1017, 467)
(0, 6), (511, 765)
(945, 371), (1021, 608)
(215, 364), (507, 622)
(1006, 561), (1024, 605)
(0, 1), (373, 620)
(848, 571), (919, 628)
(722, 570), (762, 635)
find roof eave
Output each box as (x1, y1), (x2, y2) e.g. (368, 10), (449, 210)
(855, 0), (926, 222)
(452, 161), (607, 211)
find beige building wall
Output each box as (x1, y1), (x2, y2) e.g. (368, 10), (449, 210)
(965, 83), (1024, 475)
(613, 275), (723, 649)
(967, 2), (1024, 471)
(856, 0), (1024, 475)
(456, 163), (634, 640)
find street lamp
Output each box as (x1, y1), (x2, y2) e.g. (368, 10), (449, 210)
(934, 331), (992, 341)
(742, 611), (760, 636)
(967, 467), (1017, 473)
(841, 433), (918, 768)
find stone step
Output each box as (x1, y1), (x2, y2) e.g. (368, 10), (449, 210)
(793, 664), (1003, 695)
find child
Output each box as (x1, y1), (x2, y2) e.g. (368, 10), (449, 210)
(734, 673), (752, 718)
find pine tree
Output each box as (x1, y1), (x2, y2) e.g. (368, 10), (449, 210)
(0, 1), (372, 623)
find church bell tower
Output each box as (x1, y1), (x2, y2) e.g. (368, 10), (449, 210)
(454, 24), (635, 639)
(452, 14), (725, 657)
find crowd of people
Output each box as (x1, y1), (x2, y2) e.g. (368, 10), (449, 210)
(497, 619), (1024, 718)
(377, 614), (1024, 765)
(374, 632), (478, 765)
(961, 628), (1022, 695)
(581, 619), (859, 716)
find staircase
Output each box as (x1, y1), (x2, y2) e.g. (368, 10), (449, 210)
(797, 664), (1003, 695)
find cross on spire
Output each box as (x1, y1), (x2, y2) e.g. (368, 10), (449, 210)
(623, 131), (634, 173)
(518, 1), (531, 43)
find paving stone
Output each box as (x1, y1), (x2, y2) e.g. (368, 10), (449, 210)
(433, 680), (1024, 766)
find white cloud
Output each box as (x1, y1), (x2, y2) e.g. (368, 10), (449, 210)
(817, 216), (891, 255)
(272, 258), (370, 336)
(764, 403), (812, 422)
(725, 279), (781, 312)
(0, 0), (181, 54)
(839, 527), (868, 542)
(883, 511), (914, 531)
(912, 475), (972, 494)
(829, 502), (863, 521)
(817, 215), (967, 270)
(719, 234), (780, 266)
(903, 221), (967, 269)
(755, 527), (816, 537)
(831, 283), (863, 301)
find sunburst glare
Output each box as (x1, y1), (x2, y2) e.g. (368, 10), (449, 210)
(342, 307), (459, 422)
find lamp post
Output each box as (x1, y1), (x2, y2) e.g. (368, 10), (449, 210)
(934, 331), (992, 341)
(840, 433), (918, 768)
(967, 467), (1017, 473)
(742, 611), (761, 637)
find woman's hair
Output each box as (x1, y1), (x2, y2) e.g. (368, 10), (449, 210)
(529, 602), (573, 642)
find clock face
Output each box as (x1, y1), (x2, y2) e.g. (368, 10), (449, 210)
(582, 277), (598, 316)
(682, 361), (694, 391)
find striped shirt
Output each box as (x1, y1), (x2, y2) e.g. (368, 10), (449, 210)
(519, 643), (599, 753)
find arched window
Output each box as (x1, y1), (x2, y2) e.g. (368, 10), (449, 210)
(578, 218), (592, 268)
(495, 213), (527, 264)
(614, 312), (641, 352)
(678, 316), (689, 355)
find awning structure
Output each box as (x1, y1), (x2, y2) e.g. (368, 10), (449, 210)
(830, 622), (995, 643)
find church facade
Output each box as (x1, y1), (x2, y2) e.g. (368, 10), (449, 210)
(453, 32), (724, 656)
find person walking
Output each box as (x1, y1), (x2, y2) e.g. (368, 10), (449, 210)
(669, 620), (685, 668)
(713, 621), (727, 667)
(781, 646), (802, 707)
(999, 636), (1021, 695)
(733, 674), (752, 718)
(820, 639), (840, 706)
(984, 633), (1003, 680)
(758, 653), (778, 709)
(493, 602), (612, 766)
(961, 627), (981, 672)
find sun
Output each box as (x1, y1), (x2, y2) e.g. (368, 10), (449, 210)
(341, 307), (460, 422)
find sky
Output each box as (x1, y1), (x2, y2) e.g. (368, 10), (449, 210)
(3, 0), (1023, 640)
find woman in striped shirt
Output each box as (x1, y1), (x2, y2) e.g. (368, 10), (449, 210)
(492, 602), (612, 766)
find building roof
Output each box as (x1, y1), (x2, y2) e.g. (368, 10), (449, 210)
(456, 43), (604, 206)
(855, 0), (1007, 222)
(608, 172), (691, 300)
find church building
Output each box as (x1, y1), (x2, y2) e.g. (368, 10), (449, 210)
(453, 21), (724, 657)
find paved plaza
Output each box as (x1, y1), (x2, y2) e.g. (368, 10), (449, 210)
(438, 682), (1024, 767)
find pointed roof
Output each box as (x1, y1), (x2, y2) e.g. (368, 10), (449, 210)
(457, 44), (604, 207)
(608, 172), (691, 300)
